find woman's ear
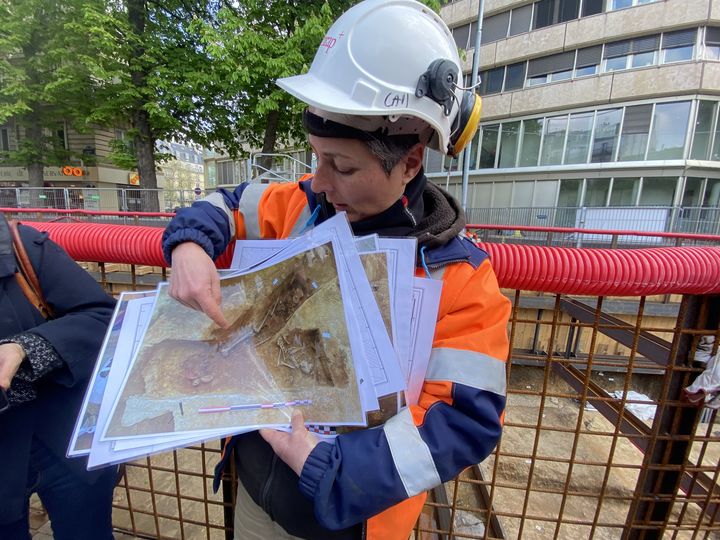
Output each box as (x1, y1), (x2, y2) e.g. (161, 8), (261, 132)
(400, 143), (425, 186)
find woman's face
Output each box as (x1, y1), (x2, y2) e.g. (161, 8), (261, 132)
(308, 135), (423, 223)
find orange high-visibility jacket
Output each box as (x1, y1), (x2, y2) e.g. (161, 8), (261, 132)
(163, 178), (510, 540)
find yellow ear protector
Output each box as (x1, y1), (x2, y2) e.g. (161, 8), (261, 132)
(416, 58), (483, 157)
(449, 90), (482, 157)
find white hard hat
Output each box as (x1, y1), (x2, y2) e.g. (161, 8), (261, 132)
(276, 0), (482, 157)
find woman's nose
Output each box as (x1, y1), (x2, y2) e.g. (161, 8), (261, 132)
(310, 165), (333, 194)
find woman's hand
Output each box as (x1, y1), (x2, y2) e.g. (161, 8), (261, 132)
(260, 410), (320, 476)
(0, 343), (25, 391)
(169, 242), (229, 328)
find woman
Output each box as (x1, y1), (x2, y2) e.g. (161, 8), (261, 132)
(162, 1), (511, 538)
(0, 214), (117, 540)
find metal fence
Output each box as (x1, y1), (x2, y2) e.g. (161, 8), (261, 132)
(466, 206), (720, 248)
(0, 187), (212, 214)
(465, 206), (720, 238)
(2, 187), (718, 241)
(39, 255), (714, 540)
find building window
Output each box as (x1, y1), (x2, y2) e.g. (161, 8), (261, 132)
(608, 0), (659, 11)
(618, 104), (653, 161)
(540, 115), (568, 165)
(504, 62), (526, 91)
(533, 0), (580, 30)
(479, 124), (500, 168)
(217, 160), (235, 184)
(55, 126), (67, 150)
(518, 118), (544, 166)
(479, 67), (504, 96)
(705, 27), (720, 60)
(712, 108), (720, 161)
(661, 29), (696, 63)
(564, 112), (594, 164)
(609, 177), (640, 206)
(647, 101), (691, 160)
(468, 130), (481, 169)
(452, 23), (473, 50)
(639, 177), (677, 206)
(603, 35), (659, 72)
(0, 126), (9, 152)
(498, 122), (521, 168)
(690, 101), (717, 160)
(462, 99), (700, 174)
(482, 11), (510, 44)
(581, 0), (604, 16)
(585, 178), (610, 206)
(705, 179), (720, 207)
(575, 46), (602, 77)
(526, 51), (575, 86)
(508, 5), (533, 37)
(591, 108), (622, 162)
(558, 178), (582, 207)
(681, 177), (704, 207)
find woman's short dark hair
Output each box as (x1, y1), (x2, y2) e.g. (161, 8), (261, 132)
(365, 135), (420, 175)
(302, 109), (421, 175)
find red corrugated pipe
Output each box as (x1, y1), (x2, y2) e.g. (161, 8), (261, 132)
(22, 221), (720, 297)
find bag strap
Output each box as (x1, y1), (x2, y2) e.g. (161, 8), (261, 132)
(8, 220), (54, 320)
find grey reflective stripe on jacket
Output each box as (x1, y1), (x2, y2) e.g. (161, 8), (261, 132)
(426, 347), (506, 397)
(238, 184), (272, 239)
(382, 408), (442, 497)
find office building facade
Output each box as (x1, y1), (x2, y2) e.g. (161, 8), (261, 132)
(434, 0), (720, 233)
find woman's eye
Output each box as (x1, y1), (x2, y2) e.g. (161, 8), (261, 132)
(335, 166), (356, 175)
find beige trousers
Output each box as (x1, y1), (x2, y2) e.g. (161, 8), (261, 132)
(233, 480), (304, 540)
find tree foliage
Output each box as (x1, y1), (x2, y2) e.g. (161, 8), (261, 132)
(0, 0), (101, 186)
(195, 1), (356, 163)
(1, 0), (442, 192)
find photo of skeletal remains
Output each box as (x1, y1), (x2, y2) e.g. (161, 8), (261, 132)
(105, 242), (364, 439)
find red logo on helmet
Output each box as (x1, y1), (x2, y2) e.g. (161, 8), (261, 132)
(320, 32), (344, 53)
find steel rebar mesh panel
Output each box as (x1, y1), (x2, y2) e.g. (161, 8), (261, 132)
(79, 266), (720, 539)
(112, 442), (231, 540)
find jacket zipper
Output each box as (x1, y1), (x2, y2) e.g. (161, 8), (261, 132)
(261, 453), (279, 520)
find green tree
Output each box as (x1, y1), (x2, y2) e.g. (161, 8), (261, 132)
(196, 0), (356, 172)
(79, 0), (229, 209)
(0, 0), (99, 189)
(199, 0), (440, 172)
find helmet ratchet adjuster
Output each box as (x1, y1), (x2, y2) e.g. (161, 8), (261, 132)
(415, 58), (457, 116)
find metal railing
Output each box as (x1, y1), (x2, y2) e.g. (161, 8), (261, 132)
(0, 187), (212, 214)
(467, 224), (720, 249)
(466, 206), (720, 239)
(23, 221), (720, 540)
(248, 152), (312, 184)
(3, 188), (718, 240)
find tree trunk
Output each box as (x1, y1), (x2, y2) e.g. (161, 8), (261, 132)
(24, 123), (45, 189)
(127, 0), (159, 211)
(133, 108), (159, 211)
(22, 37), (45, 198)
(23, 119), (46, 207)
(257, 110), (279, 181)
